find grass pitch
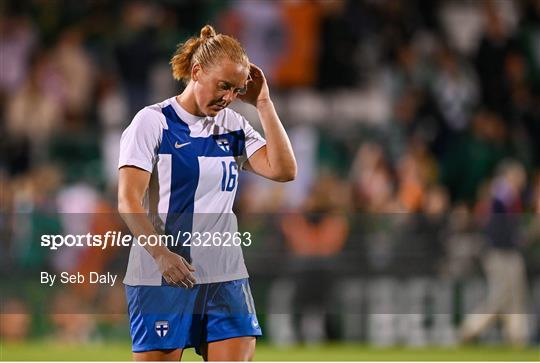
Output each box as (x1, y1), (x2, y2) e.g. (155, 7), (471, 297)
(1, 341), (539, 361)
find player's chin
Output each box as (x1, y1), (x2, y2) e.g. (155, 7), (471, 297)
(206, 104), (226, 116)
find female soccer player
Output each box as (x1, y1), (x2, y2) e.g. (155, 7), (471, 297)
(117, 25), (296, 361)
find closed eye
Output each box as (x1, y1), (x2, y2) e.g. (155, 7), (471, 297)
(218, 82), (231, 91)
(218, 80), (249, 95)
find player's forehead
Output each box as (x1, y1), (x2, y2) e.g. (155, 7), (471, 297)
(205, 59), (249, 87)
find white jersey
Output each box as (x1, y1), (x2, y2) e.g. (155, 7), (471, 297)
(118, 97), (266, 285)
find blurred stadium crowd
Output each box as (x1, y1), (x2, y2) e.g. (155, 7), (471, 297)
(1, 0), (540, 348)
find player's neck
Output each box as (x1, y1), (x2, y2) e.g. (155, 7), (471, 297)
(176, 84), (204, 117)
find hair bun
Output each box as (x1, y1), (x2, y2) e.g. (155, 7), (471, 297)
(200, 25), (217, 39)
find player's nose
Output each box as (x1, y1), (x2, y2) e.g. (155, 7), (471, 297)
(222, 90), (236, 103)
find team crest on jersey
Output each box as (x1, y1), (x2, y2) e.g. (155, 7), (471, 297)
(216, 138), (230, 152)
(155, 320), (169, 337)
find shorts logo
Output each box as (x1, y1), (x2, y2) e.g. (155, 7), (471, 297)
(155, 320), (169, 337)
(252, 317), (259, 329)
(216, 138), (230, 152)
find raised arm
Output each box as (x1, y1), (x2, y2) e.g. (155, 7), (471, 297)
(118, 166), (196, 288)
(240, 64), (297, 182)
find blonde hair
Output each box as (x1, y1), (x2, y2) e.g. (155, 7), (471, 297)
(170, 25), (249, 83)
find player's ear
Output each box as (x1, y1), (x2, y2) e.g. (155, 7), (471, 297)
(191, 63), (202, 82)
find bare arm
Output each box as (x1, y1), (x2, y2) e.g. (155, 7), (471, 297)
(240, 64), (297, 182)
(118, 166), (196, 288)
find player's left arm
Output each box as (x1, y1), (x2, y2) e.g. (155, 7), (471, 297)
(240, 63), (297, 182)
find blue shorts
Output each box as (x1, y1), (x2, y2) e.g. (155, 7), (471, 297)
(125, 278), (262, 354)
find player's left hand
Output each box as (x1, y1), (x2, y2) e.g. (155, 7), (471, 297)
(238, 63), (271, 108)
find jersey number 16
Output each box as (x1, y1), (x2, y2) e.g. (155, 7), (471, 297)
(220, 161), (238, 192)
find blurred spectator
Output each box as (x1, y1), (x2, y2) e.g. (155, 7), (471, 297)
(54, 27), (95, 122)
(0, 13), (36, 97)
(525, 172), (540, 275)
(10, 165), (62, 272)
(281, 124), (318, 209)
(518, 83), (540, 170)
(114, 2), (160, 116)
(351, 142), (400, 212)
(442, 203), (483, 279)
(96, 73), (128, 190)
(518, 0), (540, 87)
(316, 0), (361, 89)
(474, 2), (516, 115)
(432, 45), (479, 133)
(75, 198), (124, 301)
(53, 182), (100, 273)
(279, 173), (350, 343)
(396, 139), (437, 212)
(460, 160), (530, 346)
(281, 173), (350, 256)
(5, 50), (64, 166)
(441, 109), (510, 203)
(418, 184), (450, 273)
(438, 0), (484, 56)
(381, 39), (431, 103)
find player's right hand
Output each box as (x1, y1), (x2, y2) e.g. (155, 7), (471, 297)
(155, 250), (196, 288)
